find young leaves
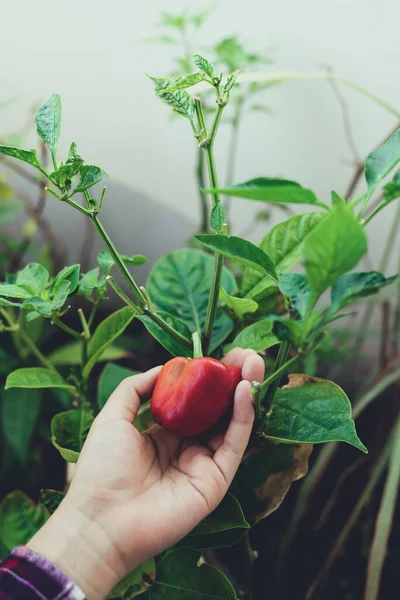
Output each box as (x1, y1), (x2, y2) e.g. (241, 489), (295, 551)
(303, 204), (367, 307)
(149, 75), (195, 121)
(365, 128), (400, 189)
(5, 368), (75, 391)
(225, 320), (279, 353)
(50, 142), (84, 190)
(51, 409), (94, 462)
(204, 178), (324, 207)
(264, 375), (367, 452)
(329, 271), (397, 315)
(0, 146), (42, 171)
(219, 287), (258, 318)
(195, 234), (278, 282)
(210, 203), (227, 233)
(71, 165), (108, 195)
(35, 94), (62, 163)
(191, 54), (215, 79)
(224, 70), (241, 93)
(163, 72), (206, 92)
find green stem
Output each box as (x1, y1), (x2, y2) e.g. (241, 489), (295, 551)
(78, 308), (90, 339)
(87, 302), (99, 330)
(19, 329), (59, 375)
(65, 197), (90, 216)
(196, 146), (208, 233)
(52, 316), (82, 339)
(258, 354), (298, 398)
(192, 331), (203, 358)
(147, 311), (192, 349)
(106, 276), (140, 312)
(262, 341), (292, 407)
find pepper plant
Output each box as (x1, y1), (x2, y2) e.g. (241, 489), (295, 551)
(0, 52), (399, 599)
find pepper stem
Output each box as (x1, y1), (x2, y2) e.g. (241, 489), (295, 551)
(192, 331), (203, 358)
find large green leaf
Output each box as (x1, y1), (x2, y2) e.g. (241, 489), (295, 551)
(5, 368), (75, 391)
(51, 409), (94, 462)
(150, 548), (236, 600)
(109, 559), (155, 599)
(146, 249), (236, 352)
(225, 320), (279, 353)
(50, 341), (129, 366)
(196, 234), (278, 282)
(264, 376), (367, 452)
(0, 145), (42, 171)
(98, 363), (139, 410)
(35, 94), (62, 158)
(0, 491), (49, 550)
(72, 165), (108, 195)
(16, 263), (49, 295)
(365, 128), (400, 189)
(329, 271), (397, 315)
(205, 178), (323, 206)
(138, 311), (193, 358)
(83, 307), (136, 378)
(303, 204), (367, 306)
(1, 388), (42, 462)
(242, 212), (324, 298)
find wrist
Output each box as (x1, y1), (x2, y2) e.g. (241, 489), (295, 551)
(27, 496), (125, 600)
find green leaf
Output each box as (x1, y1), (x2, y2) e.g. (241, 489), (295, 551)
(22, 280), (71, 316)
(83, 307), (136, 378)
(147, 249), (236, 352)
(304, 204), (367, 306)
(0, 145), (42, 170)
(50, 341), (130, 366)
(39, 489), (65, 515)
(98, 363), (139, 410)
(51, 142), (84, 190)
(72, 165), (108, 195)
(191, 54), (215, 79)
(329, 271), (398, 315)
(365, 128), (400, 189)
(154, 86), (195, 120)
(164, 72), (206, 92)
(51, 409), (94, 462)
(195, 234), (278, 282)
(150, 548), (236, 600)
(0, 283), (32, 299)
(35, 94), (62, 158)
(16, 263), (49, 295)
(109, 559), (155, 599)
(97, 250), (147, 275)
(138, 311), (193, 357)
(272, 318), (305, 347)
(206, 178), (322, 206)
(0, 491), (49, 550)
(214, 37), (247, 71)
(225, 320), (279, 353)
(224, 70), (241, 93)
(78, 267), (103, 297)
(53, 264), (80, 293)
(210, 203), (226, 233)
(279, 273), (311, 318)
(264, 376), (367, 452)
(1, 388), (42, 462)
(121, 254), (147, 266)
(219, 287), (258, 318)
(5, 368), (75, 391)
(0, 297), (21, 307)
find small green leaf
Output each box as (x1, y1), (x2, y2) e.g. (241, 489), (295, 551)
(191, 54), (215, 79)
(0, 284), (30, 300)
(50, 341), (130, 366)
(225, 320), (279, 353)
(53, 264), (80, 293)
(138, 311), (192, 358)
(329, 271), (397, 315)
(5, 368), (75, 391)
(205, 178), (322, 206)
(35, 94), (62, 158)
(1, 388), (42, 462)
(97, 250), (147, 274)
(150, 548), (236, 600)
(0, 491), (49, 550)
(121, 254), (147, 266)
(304, 204), (367, 306)
(50, 142), (84, 189)
(195, 234), (278, 282)
(109, 559), (155, 599)
(279, 273), (311, 318)
(16, 263), (49, 295)
(210, 203), (227, 233)
(83, 307), (136, 378)
(214, 37), (247, 71)
(224, 70), (241, 93)
(72, 165), (108, 195)
(39, 489), (65, 515)
(0, 145), (42, 171)
(331, 190), (347, 207)
(98, 363), (139, 410)
(51, 409), (94, 462)
(272, 318), (305, 347)
(365, 128), (400, 189)
(264, 377), (367, 452)
(22, 280), (71, 316)
(153, 85), (195, 120)
(78, 267), (103, 298)
(164, 72), (206, 92)
(219, 287), (258, 318)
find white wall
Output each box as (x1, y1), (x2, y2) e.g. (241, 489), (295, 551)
(1, 0), (399, 274)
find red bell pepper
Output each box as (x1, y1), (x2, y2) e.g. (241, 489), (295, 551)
(151, 357), (241, 437)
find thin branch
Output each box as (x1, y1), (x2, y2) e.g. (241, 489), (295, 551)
(379, 301), (391, 370)
(327, 69), (360, 163)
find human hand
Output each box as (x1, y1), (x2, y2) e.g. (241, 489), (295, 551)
(28, 348), (264, 599)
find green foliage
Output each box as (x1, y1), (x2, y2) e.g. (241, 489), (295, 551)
(51, 409), (94, 462)
(279, 273), (311, 318)
(191, 54), (215, 79)
(0, 491), (49, 549)
(210, 203), (227, 233)
(0, 145), (42, 170)
(71, 164), (108, 195)
(49, 341), (129, 366)
(365, 128), (400, 189)
(328, 271), (397, 315)
(164, 72), (207, 92)
(150, 548), (237, 600)
(109, 559), (155, 599)
(207, 178), (323, 206)
(1, 389), (42, 462)
(225, 320), (279, 353)
(5, 368), (75, 391)
(264, 377), (367, 452)
(35, 94), (62, 161)
(39, 489), (65, 515)
(138, 311), (193, 357)
(97, 363), (139, 410)
(219, 287), (258, 318)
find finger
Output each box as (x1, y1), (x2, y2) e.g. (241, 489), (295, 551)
(95, 366), (162, 426)
(213, 379), (254, 486)
(241, 353), (265, 384)
(222, 347), (257, 368)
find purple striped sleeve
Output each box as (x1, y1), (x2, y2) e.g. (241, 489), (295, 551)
(0, 547), (86, 600)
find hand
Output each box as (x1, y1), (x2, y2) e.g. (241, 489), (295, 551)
(28, 348), (264, 600)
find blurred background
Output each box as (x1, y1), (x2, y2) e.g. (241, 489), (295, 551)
(1, 2), (399, 599)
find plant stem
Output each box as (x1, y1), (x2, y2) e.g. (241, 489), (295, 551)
(52, 316), (82, 339)
(87, 302), (99, 330)
(192, 331), (203, 358)
(196, 147), (208, 233)
(363, 199), (389, 225)
(106, 276), (140, 311)
(78, 308), (90, 339)
(19, 329), (59, 375)
(262, 341), (291, 408)
(65, 197), (90, 216)
(258, 354), (298, 399)
(147, 311), (192, 349)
